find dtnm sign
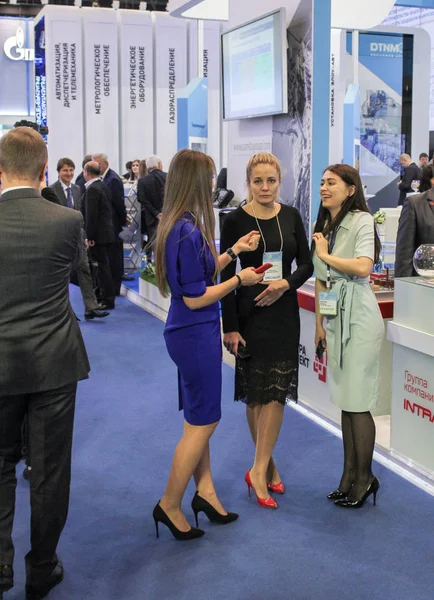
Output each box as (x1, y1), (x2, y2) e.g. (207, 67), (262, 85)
(4, 27), (34, 61)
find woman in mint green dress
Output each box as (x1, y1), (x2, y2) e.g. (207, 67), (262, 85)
(312, 164), (384, 509)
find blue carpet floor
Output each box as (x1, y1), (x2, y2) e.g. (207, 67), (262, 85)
(8, 286), (434, 600)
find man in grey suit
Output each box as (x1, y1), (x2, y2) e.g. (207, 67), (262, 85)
(50, 158), (109, 321)
(0, 128), (90, 600)
(395, 174), (434, 277)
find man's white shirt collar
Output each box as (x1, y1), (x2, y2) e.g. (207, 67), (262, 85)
(60, 179), (72, 192)
(101, 167), (110, 180)
(0, 185), (35, 195)
(85, 177), (100, 189)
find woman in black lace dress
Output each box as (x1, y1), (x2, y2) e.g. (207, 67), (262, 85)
(220, 153), (313, 508)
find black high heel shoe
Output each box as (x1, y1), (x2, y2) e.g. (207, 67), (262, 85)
(334, 477), (380, 509)
(191, 492), (239, 527)
(152, 502), (205, 541)
(327, 487), (352, 501)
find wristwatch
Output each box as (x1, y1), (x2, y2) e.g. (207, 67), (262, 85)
(226, 247), (237, 261)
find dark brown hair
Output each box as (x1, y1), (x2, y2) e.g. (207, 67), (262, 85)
(155, 149), (217, 297)
(139, 160), (148, 179)
(57, 157), (75, 171)
(314, 164), (381, 263)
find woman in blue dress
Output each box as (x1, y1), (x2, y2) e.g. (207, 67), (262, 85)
(153, 149), (263, 540)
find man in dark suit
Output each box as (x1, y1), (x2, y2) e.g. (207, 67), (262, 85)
(51, 158), (109, 321)
(137, 155), (167, 262)
(395, 177), (434, 277)
(92, 153), (127, 294)
(398, 154), (420, 206)
(82, 161), (116, 309)
(75, 154), (92, 196)
(0, 127), (90, 599)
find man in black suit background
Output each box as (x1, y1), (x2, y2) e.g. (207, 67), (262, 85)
(398, 154), (420, 206)
(0, 127), (90, 599)
(395, 165), (434, 277)
(51, 158), (109, 321)
(92, 153), (127, 294)
(75, 154), (92, 196)
(137, 155), (167, 262)
(82, 161), (116, 310)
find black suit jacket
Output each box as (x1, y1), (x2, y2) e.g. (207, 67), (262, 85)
(102, 168), (126, 234)
(395, 189), (434, 277)
(137, 169), (167, 229)
(41, 187), (61, 205)
(0, 188), (90, 394)
(398, 163), (420, 206)
(76, 172), (86, 196)
(83, 180), (116, 245)
(50, 180), (83, 211)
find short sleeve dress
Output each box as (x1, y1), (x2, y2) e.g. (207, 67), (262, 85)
(312, 211), (384, 413)
(164, 215), (222, 426)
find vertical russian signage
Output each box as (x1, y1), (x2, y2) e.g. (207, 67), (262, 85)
(154, 13), (187, 170)
(203, 20), (221, 171)
(117, 10), (154, 169)
(82, 7), (119, 172)
(34, 7), (84, 180)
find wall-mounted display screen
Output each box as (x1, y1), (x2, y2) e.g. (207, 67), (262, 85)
(221, 8), (288, 121)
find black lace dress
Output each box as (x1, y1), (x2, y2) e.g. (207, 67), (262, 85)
(220, 205), (313, 406)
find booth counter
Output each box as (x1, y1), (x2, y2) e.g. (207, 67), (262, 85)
(387, 278), (434, 478)
(296, 279), (394, 443)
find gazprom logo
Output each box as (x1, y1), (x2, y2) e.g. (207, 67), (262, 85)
(370, 42), (403, 54)
(4, 27), (34, 62)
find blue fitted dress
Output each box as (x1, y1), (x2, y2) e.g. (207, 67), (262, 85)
(164, 215), (222, 426)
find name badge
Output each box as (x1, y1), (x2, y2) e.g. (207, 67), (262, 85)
(263, 251), (283, 282)
(319, 291), (338, 317)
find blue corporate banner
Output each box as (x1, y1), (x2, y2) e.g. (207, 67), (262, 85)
(177, 77), (208, 153)
(34, 17), (47, 135)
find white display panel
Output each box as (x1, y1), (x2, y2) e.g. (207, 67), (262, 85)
(82, 8), (119, 172)
(34, 7), (84, 181)
(118, 10), (154, 168)
(388, 278), (434, 476)
(222, 8), (288, 120)
(189, 20), (222, 170)
(154, 13), (187, 170)
(204, 20), (222, 171)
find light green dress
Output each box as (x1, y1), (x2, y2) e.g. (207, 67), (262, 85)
(312, 211), (384, 412)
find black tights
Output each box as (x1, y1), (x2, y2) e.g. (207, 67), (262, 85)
(339, 410), (376, 501)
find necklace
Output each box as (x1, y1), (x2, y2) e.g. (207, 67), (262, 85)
(251, 202), (283, 254)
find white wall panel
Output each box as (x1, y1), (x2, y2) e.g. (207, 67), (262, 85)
(118, 10), (154, 168)
(35, 7), (84, 181)
(154, 13), (187, 170)
(82, 8), (119, 172)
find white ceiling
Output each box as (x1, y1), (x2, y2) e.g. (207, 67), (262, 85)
(168, 0), (397, 27)
(168, 0), (228, 21)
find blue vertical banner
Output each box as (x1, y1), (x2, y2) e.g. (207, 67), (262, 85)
(311, 0), (332, 227)
(177, 77), (208, 153)
(34, 17), (47, 140)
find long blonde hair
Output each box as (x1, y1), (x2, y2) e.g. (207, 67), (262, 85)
(155, 149), (218, 297)
(246, 152), (282, 203)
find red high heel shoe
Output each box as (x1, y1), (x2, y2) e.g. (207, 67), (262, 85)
(245, 470), (278, 509)
(267, 481), (285, 495)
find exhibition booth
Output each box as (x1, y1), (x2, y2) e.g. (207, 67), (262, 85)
(3, 0), (434, 488)
(122, 0), (434, 491)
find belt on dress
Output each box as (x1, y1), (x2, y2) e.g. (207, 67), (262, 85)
(330, 278), (370, 369)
